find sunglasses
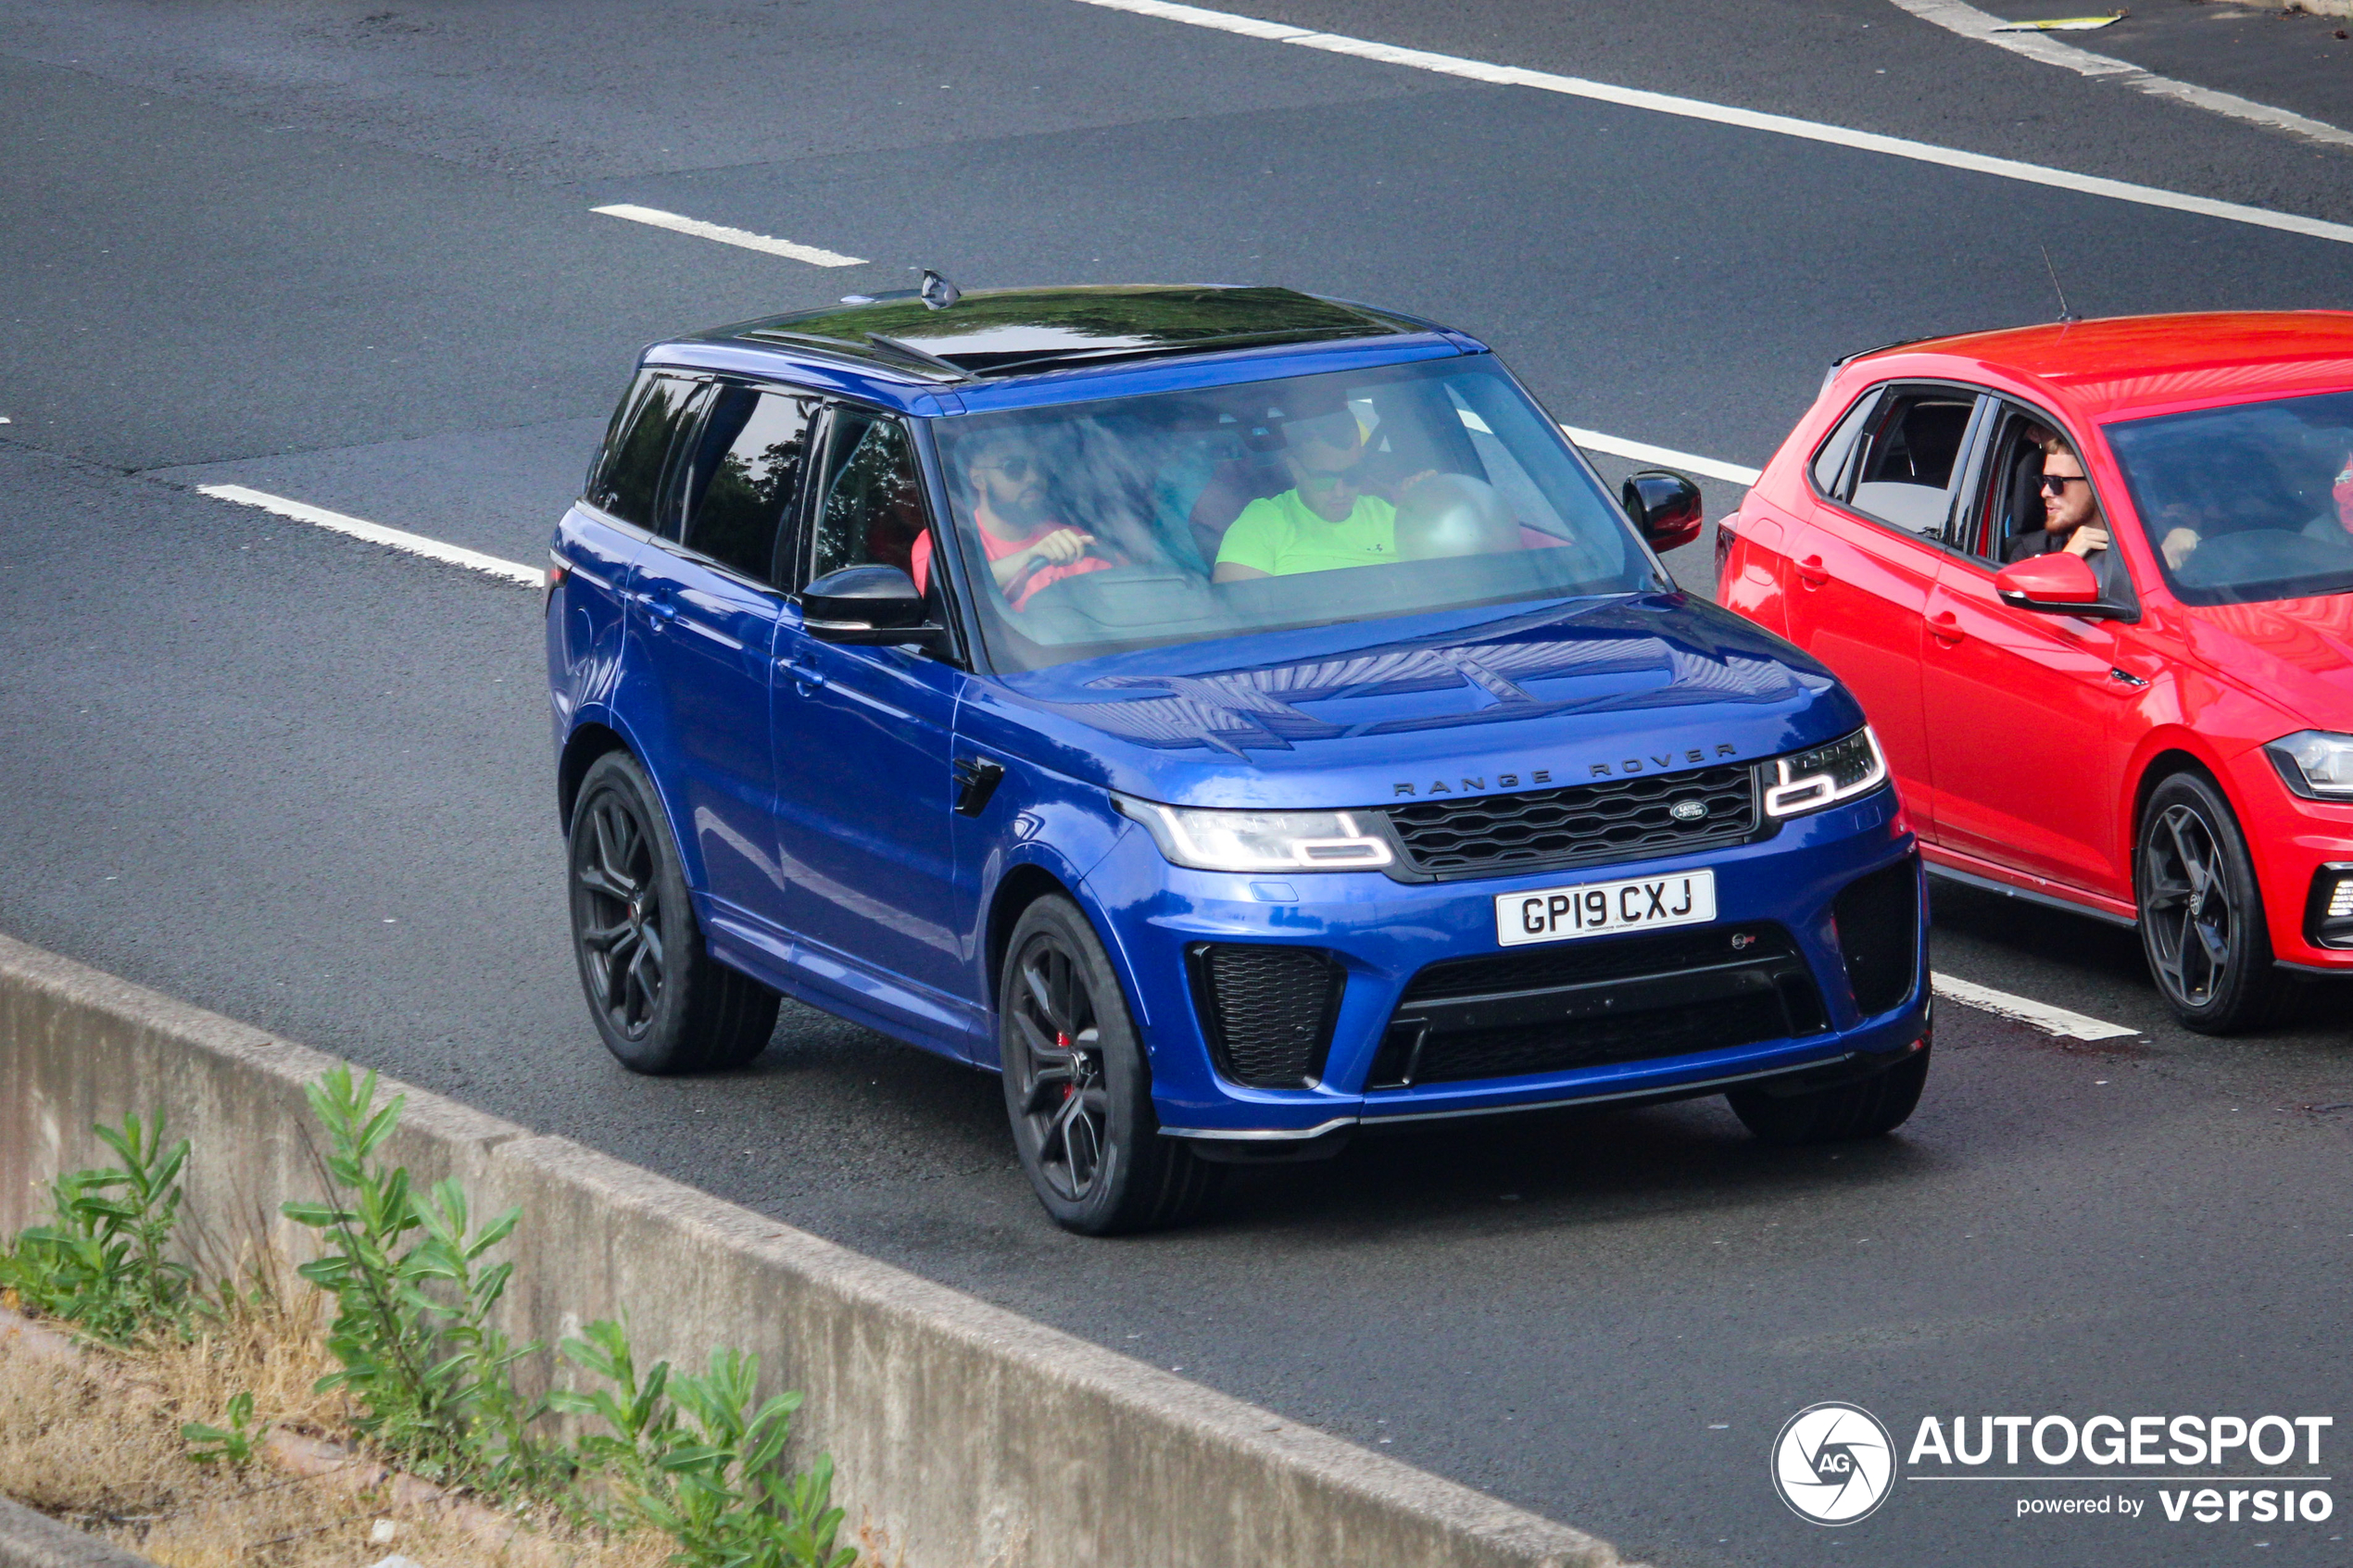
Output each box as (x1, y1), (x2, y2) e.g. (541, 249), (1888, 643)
(979, 455), (1038, 481)
(1298, 469), (1361, 494)
(2039, 474), (2090, 495)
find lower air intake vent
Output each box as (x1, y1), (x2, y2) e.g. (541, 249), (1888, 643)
(1370, 925), (1829, 1089)
(1189, 944), (1346, 1089)
(1833, 855), (1920, 1016)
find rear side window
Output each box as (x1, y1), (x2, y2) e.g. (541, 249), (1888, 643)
(1809, 388), (1881, 495)
(1845, 391), (1978, 537)
(673, 386), (815, 583)
(588, 371), (698, 529)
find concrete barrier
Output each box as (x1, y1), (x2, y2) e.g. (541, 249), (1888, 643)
(0, 933), (1627, 1568)
(0, 1497), (154, 1568)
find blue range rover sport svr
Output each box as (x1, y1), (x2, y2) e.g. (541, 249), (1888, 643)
(547, 284), (1931, 1234)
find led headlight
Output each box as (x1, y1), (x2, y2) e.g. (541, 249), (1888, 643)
(1760, 726), (1888, 818)
(2265, 731), (2353, 801)
(1115, 797), (1395, 872)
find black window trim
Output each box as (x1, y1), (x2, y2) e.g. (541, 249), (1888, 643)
(1806, 379), (1993, 558)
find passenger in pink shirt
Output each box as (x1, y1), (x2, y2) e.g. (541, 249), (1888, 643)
(912, 433), (1113, 610)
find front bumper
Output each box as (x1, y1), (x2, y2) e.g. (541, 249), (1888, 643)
(2232, 752), (2353, 969)
(1083, 784), (1930, 1139)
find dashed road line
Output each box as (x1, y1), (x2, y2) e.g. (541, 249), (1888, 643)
(1565, 426), (1761, 486)
(1066, 0), (2353, 247)
(1888, 0), (2353, 153)
(590, 204), (867, 268)
(1932, 972), (2140, 1041)
(195, 484), (542, 586)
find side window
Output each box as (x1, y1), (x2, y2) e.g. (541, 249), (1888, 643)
(1809, 387), (1881, 495)
(587, 371), (698, 530)
(673, 386), (815, 583)
(1844, 391), (1979, 538)
(1969, 404), (2139, 608)
(1963, 405), (2057, 564)
(806, 411), (931, 585)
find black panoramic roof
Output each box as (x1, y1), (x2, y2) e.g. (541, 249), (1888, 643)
(693, 284), (1428, 382)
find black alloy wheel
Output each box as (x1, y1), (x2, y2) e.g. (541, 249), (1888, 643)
(998, 896), (1220, 1235)
(2136, 771), (2291, 1034)
(567, 751), (779, 1074)
(576, 784), (665, 1040)
(1009, 935), (1109, 1203)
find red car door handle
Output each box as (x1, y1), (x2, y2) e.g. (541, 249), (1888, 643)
(1795, 556), (1829, 589)
(1928, 611), (1964, 646)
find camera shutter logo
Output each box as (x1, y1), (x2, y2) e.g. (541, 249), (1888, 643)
(1772, 1402), (1896, 1524)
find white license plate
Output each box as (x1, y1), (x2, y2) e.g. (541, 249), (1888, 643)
(1494, 870), (1717, 947)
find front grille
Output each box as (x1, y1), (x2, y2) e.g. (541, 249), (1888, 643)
(1369, 924), (1827, 1089)
(1383, 764), (1758, 879)
(1833, 856), (1921, 1015)
(1189, 944), (1346, 1088)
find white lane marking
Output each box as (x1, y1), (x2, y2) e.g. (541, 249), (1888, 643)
(195, 484), (542, 586)
(590, 204), (867, 268)
(1564, 426), (1762, 486)
(1890, 0), (2353, 152)
(1067, 0), (2353, 246)
(1932, 972), (2140, 1040)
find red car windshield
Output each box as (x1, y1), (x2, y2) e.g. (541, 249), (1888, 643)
(2108, 388), (2353, 607)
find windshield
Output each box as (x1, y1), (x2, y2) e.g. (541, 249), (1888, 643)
(2107, 389), (2353, 607)
(927, 357), (1656, 671)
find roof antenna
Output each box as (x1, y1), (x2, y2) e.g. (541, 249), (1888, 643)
(2038, 245), (2079, 323)
(918, 269), (962, 311)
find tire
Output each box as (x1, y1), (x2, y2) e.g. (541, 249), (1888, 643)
(568, 750), (779, 1074)
(1728, 1047), (1931, 1147)
(997, 896), (1221, 1235)
(2135, 770), (2293, 1035)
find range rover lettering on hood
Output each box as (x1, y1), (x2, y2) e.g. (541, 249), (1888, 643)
(1390, 741), (1744, 797)
(1041, 619), (1816, 757)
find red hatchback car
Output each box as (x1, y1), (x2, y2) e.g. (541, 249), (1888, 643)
(1717, 311), (2353, 1032)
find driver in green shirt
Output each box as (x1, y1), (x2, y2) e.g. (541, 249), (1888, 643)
(1213, 397), (1400, 581)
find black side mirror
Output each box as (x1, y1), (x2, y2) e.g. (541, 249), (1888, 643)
(1622, 470), (1705, 553)
(800, 565), (947, 647)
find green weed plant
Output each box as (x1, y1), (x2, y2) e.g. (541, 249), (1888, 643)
(555, 1321), (856, 1568)
(0, 1110), (193, 1344)
(6, 1074), (857, 1567)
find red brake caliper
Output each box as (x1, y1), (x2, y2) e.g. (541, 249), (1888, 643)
(1056, 1032), (1073, 1099)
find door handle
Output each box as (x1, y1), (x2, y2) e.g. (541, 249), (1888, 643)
(1795, 555), (1829, 589)
(777, 655), (827, 693)
(639, 590), (678, 626)
(1928, 611), (1964, 646)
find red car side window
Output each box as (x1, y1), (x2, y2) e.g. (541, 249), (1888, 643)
(1845, 393), (1977, 539)
(1809, 387), (1881, 496)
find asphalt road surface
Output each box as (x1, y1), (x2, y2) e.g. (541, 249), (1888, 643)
(3, 6), (2350, 1565)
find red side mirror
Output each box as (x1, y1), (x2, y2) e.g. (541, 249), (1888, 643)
(1994, 551), (2100, 610)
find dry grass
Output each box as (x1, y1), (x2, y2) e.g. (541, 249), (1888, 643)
(0, 1276), (673, 1568)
